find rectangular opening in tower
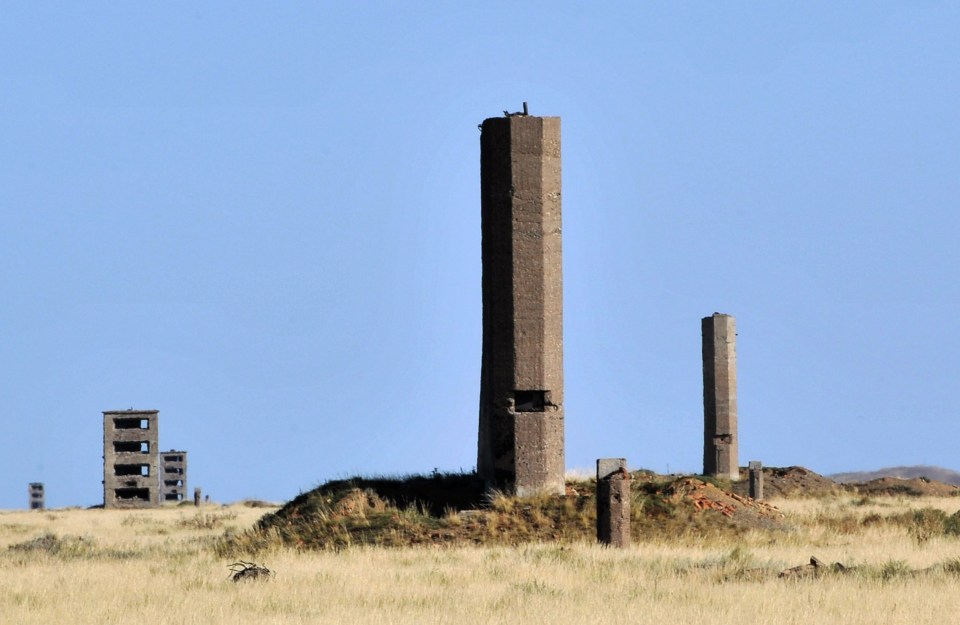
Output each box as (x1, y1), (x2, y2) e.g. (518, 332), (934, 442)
(163, 455), (183, 462)
(514, 390), (546, 412)
(115, 488), (150, 501)
(114, 464), (150, 476)
(113, 441), (150, 453)
(114, 417), (149, 429)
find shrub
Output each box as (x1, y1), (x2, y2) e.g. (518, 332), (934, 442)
(944, 510), (960, 536)
(908, 508), (947, 544)
(177, 511), (238, 530)
(8, 533), (96, 559)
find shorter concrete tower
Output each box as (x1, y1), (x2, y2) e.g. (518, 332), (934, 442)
(28, 483), (44, 510)
(160, 450), (188, 503)
(702, 313), (739, 480)
(103, 409), (160, 508)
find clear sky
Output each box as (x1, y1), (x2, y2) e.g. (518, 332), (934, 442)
(2, 3), (959, 509)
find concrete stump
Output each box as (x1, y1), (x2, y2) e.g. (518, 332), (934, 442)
(748, 461), (763, 500)
(596, 458), (630, 548)
(194, 487), (202, 507)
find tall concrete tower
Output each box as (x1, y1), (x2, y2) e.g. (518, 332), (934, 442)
(702, 313), (739, 480)
(103, 409), (160, 508)
(477, 111), (565, 496)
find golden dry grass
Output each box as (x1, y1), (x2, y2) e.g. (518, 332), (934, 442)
(2, 496), (960, 624)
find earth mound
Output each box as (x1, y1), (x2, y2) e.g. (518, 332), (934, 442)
(727, 465), (960, 498)
(730, 465), (842, 499)
(830, 465), (960, 486)
(665, 477), (784, 530)
(219, 473), (787, 554)
(851, 476), (960, 497)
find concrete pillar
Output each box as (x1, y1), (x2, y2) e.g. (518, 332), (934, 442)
(194, 487), (202, 507)
(748, 461), (763, 500)
(477, 109), (565, 496)
(702, 314), (739, 480)
(596, 458), (630, 548)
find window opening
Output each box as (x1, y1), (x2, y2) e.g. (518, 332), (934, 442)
(514, 390), (546, 412)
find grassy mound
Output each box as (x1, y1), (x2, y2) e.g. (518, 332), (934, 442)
(217, 472), (787, 555)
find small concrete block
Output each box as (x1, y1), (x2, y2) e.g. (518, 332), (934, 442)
(597, 458), (627, 481)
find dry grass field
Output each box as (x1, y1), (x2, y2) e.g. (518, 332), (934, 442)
(3, 494), (960, 624)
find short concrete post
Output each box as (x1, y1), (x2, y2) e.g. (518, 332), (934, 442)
(748, 461), (763, 501)
(193, 487), (201, 507)
(596, 458), (630, 548)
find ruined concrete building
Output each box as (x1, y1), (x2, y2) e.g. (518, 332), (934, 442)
(28, 482), (44, 510)
(160, 450), (188, 503)
(477, 110), (565, 496)
(702, 313), (739, 480)
(103, 409), (160, 508)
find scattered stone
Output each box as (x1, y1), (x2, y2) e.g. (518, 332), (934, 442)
(666, 477), (786, 530)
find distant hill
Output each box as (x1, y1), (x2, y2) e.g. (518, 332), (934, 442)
(829, 465), (960, 486)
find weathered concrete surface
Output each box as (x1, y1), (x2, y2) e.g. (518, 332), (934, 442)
(702, 313), (739, 480)
(103, 409), (160, 509)
(478, 114), (564, 496)
(596, 458), (630, 548)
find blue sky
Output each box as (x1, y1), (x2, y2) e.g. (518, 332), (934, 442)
(2, 3), (959, 509)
